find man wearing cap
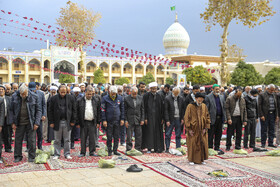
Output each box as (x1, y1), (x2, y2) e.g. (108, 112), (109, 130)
(142, 82), (164, 153)
(225, 87), (247, 151)
(244, 89), (259, 150)
(101, 86), (124, 156)
(205, 84), (226, 154)
(0, 85), (13, 153)
(48, 85), (77, 159)
(184, 92), (210, 165)
(28, 82), (46, 150)
(11, 84), (42, 162)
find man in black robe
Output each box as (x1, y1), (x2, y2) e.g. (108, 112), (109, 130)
(142, 82), (164, 153)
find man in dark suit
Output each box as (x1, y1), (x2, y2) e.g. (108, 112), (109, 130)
(48, 85), (77, 159)
(0, 85), (13, 153)
(164, 87), (184, 152)
(0, 96), (5, 163)
(11, 84), (42, 163)
(205, 84), (226, 153)
(124, 87), (144, 152)
(258, 84), (279, 148)
(29, 82), (46, 150)
(77, 86), (100, 157)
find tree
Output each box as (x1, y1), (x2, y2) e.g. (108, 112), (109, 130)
(228, 44), (247, 62)
(165, 77), (174, 85)
(115, 77), (130, 85)
(56, 1), (101, 82)
(264, 67), (280, 86)
(93, 68), (106, 84)
(139, 72), (155, 85)
(182, 66), (212, 85)
(231, 61), (264, 87)
(59, 74), (75, 83)
(200, 0), (275, 86)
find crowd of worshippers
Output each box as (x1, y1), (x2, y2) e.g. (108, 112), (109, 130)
(0, 81), (279, 165)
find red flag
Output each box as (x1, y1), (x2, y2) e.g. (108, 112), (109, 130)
(8, 12), (11, 14)
(112, 44), (115, 48)
(1, 10), (5, 13)
(23, 17), (27, 19)
(121, 47), (124, 50)
(29, 18), (33, 21)
(48, 25), (51, 28)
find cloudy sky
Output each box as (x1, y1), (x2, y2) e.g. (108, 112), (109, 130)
(0, 0), (279, 62)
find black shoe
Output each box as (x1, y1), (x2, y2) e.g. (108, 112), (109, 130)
(235, 146), (241, 150)
(25, 149), (28, 152)
(71, 143), (75, 149)
(14, 157), (22, 163)
(108, 152), (112, 156)
(28, 158), (34, 162)
(5, 149), (13, 153)
(90, 153), (98, 157)
(165, 149), (169, 153)
(244, 146), (248, 149)
(226, 147), (230, 151)
(96, 145), (100, 148)
(126, 165), (143, 172)
(215, 149), (225, 155)
(114, 151), (121, 156)
(78, 154), (85, 157)
(268, 144), (277, 148)
(261, 145), (265, 148)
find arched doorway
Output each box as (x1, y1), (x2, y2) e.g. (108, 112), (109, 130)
(86, 62), (97, 73)
(146, 64), (154, 74)
(99, 62), (109, 73)
(44, 60), (50, 71)
(54, 60), (75, 79)
(123, 63), (132, 74)
(44, 75), (50, 84)
(0, 57), (8, 70)
(112, 62), (121, 73)
(29, 59), (41, 71)
(157, 65), (164, 75)
(135, 64), (144, 74)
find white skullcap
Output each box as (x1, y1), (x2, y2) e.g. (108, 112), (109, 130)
(149, 82), (158, 88)
(73, 87), (81, 92)
(50, 86), (58, 91)
(255, 85), (262, 89)
(200, 87), (205, 91)
(109, 86), (117, 93)
(79, 83), (85, 87)
(189, 86), (193, 90)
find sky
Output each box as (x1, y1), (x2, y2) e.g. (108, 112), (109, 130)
(0, 0), (279, 62)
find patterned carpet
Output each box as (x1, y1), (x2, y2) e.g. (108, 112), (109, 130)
(1, 133), (279, 186)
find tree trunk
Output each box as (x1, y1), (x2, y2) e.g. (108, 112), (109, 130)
(220, 23), (229, 86)
(79, 45), (85, 83)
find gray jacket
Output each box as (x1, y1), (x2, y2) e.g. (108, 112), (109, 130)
(0, 98), (5, 126)
(124, 95), (144, 125)
(205, 93), (226, 125)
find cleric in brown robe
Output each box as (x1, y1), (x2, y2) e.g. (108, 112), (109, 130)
(184, 92), (211, 165)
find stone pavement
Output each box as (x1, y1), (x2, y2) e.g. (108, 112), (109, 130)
(1, 156), (279, 187)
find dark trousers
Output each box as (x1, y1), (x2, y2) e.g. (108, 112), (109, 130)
(0, 127), (2, 158)
(208, 116), (223, 150)
(226, 116), (242, 148)
(165, 119), (181, 150)
(261, 112), (276, 146)
(2, 118), (12, 151)
(47, 123), (54, 142)
(14, 125), (36, 159)
(80, 120), (96, 155)
(119, 124), (126, 144)
(106, 122), (120, 152)
(36, 121), (43, 149)
(126, 124), (142, 151)
(244, 118), (256, 148)
(71, 126), (80, 144)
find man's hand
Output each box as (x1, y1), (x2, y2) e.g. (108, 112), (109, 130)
(0, 126), (2, 133)
(120, 120), (124, 126)
(181, 120), (184, 125)
(145, 120), (148, 125)
(261, 116), (265, 121)
(41, 116), (46, 121)
(166, 122), (171, 127)
(70, 123), (75, 127)
(161, 120), (164, 124)
(34, 124), (39, 131)
(228, 120), (232, 125)
(203, 129), (206, 135)
(243, 122), (247, 126)
(125, 121), (129, 128)
(256, 119), (259, 123)
(97, 124), (100, 129)
(189, 130), (194, 136)
(103, 121), (107, 128)
(140, 121), (144, 126)
(276, 117), (279, 122)
(50, 124), (54, 128)
(76, 125), (80, 128)
(12, 124), (17, 130)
